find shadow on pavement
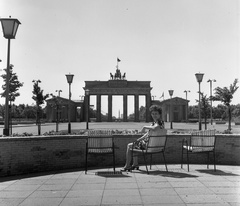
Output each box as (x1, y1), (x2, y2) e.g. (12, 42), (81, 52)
(95, 171), (131, 178)
(136, 169), (199, 178)
(0, 168), (83, 183)
(197, 169), (240, 176)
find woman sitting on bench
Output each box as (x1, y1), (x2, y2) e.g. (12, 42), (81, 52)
(121, 105), (165, 171)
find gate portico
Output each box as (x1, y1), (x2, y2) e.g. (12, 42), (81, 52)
(84, 70), (152, 122)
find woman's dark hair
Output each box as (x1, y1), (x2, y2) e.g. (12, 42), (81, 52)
(149, 105), (164, 128)
(149, 105), (162, 115)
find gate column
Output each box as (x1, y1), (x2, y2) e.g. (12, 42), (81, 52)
(123, 94), (128, 122)
(108, 94), (112, 122)
(146, 94), (151, 122)
(134, 94), (139, 122)
(96, 94), (101, 122)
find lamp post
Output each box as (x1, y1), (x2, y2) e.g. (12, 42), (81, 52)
(195, 73), (204, 130)
(56, 89), (62, 97)
(184, 90), (190, 100)
(207, 79), (216, 125)
(184, 90), (190, 123)
(0, 17), (21, 136)
(65, 74), (74, 134)
(168, 90), (174, 129)
(85, 89), (90, 129)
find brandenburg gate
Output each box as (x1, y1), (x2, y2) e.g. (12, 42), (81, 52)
(84, 67), (152, 122)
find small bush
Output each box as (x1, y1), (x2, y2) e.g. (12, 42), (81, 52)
(215, 121), (227, 124)
(222, 129), (232, 134)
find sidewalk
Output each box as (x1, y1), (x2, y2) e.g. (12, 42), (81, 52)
(0, 164), (239, 206)
(1, 122), (240, 136)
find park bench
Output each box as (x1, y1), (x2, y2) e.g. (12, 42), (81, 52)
(181, 129), (216, 171)
(130, 129), (168, 174)
(85, 130), (115, 174)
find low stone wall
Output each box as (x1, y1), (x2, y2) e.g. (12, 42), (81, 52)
(0, 134), (239, 177)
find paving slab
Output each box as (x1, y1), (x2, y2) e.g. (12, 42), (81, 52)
(0, 164), (239, 206)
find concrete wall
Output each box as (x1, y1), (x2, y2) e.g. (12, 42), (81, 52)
(0, 134), (239, 177)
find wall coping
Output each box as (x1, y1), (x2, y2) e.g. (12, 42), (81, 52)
(0, 133), (239, 141)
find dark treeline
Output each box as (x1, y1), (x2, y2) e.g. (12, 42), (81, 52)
(0, 103), (239, 122)
(188, 104), (240, 121)
(0, 104), (46, 120)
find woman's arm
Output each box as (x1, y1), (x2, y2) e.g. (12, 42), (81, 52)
(140, 124), (159, 133)
(136, 132), (149, 141)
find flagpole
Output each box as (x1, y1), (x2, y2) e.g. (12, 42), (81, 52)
(117, 57), (120, 69)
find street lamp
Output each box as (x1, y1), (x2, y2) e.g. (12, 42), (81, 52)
(168, 90), (174, 129)
(85, 89), (90, 129)
(65, 73), (74, 134)
(184, 90), (190, 123)
(56, 89), (62, 97)
(184, 90), (190, 100)
(0, 17), (21, 136)
(207, 79), (216, 125)
(195, 72), (204, 130)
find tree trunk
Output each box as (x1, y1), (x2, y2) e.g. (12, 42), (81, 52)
(204, 117), (207, 130)
(228, 106), (231, 131)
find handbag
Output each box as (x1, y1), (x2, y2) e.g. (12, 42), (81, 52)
(134, 139), (147, 150)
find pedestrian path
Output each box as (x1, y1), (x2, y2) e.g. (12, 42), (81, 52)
(0, 164), (239, 205)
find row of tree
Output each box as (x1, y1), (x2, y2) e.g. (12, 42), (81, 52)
(0, 65), (49, 135)
(0, 65), (239, 132)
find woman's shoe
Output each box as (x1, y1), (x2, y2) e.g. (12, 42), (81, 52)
(120, 166), (132, 172)
(131, 165), (139, 170)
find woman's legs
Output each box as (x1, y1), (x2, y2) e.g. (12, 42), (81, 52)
(124, 142), (138, 168)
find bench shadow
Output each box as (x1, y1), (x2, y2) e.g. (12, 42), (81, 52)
(0, 168), (83, 183)
(137, 169), (199, 178)
(95, 171), (131, 178)
(197, 169), (240, 176)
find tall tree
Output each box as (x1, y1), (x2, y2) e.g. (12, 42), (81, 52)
(32, 80), (49, 135)
(1, 64), (24, 134)
(0, 64), (24, 102)
(48, 94), (63, 132)
(200, 93), (210, 130)
(212, 79), (239, 131)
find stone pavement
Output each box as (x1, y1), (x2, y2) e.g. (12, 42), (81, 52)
(0, 164), (239, 206)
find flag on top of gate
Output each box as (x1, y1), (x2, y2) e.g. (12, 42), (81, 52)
(117, 58), (121, 62)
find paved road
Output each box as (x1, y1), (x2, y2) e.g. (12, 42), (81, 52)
(0, 121), (239, 136)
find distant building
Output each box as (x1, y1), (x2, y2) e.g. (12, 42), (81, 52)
(153, 97), (189, 122)
(46, 97), (83, 122)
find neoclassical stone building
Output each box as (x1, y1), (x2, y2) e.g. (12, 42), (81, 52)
(153, 97), (189, 122)
(46, 68), (189, 123)
(84, 67), (152, 122)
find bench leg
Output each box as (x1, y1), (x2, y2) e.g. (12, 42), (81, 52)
(85, 150), (88, 174)
(113, 147), (116, 174)
(207, 152), (210, 169)
(181, 147), (184, 169)
(186, 150), (189, 172)
(150, 154), (152, 170)
(213, 150), (216, 172)
(142, 152), (149, 174)
(162, 152), (168, 172)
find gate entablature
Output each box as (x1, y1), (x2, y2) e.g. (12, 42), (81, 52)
(83, 66), (152, 122)
(84, 81), (152, 95)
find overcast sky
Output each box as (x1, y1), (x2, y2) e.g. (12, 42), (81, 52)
(0, 0), (239, 116)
